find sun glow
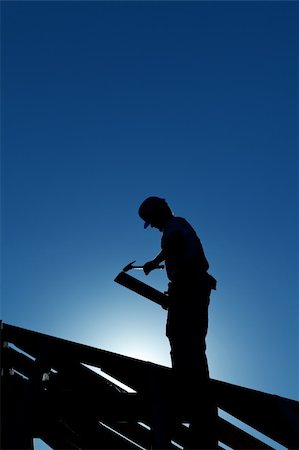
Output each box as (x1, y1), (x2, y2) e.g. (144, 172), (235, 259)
(109, 334), (170, 367)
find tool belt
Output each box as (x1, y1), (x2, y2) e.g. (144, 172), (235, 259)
(167, 271), (216, 294)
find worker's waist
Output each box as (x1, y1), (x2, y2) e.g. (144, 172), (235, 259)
(168, 271), (217, 291)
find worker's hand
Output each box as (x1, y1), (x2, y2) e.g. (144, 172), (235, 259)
(143, 260), (157, 275)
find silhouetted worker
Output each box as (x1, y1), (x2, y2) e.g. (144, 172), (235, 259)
(138, 196), (218, 449)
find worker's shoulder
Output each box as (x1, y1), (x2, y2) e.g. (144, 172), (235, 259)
(164, 216), (192, 233)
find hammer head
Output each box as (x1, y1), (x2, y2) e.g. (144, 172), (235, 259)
(122, 260), (136, 272)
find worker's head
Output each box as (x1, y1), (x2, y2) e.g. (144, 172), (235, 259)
(138, 196), (173, 231)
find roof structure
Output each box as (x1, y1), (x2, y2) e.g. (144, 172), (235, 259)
(1, 321), (299, 450)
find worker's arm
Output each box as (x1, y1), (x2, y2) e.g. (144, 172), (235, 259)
(143, 249), (166, 275)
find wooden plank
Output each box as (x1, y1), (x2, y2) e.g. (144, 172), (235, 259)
(218, 417), (274, 449)
(46, 362), (144, 423)
(3, 346), (36, 379)
(110, 421), (152, 449)
(214, 380), (299, 449)
(114, 271), (169, 308)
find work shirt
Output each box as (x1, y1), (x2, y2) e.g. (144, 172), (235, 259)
(161, 216), (209, 283)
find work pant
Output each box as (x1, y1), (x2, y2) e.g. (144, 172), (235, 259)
(165, 279), (218, 450)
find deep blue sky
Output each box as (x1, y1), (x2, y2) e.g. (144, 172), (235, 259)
(1, 0), (298, 419)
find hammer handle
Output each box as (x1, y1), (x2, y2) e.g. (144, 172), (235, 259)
(134, 265), (164, 270)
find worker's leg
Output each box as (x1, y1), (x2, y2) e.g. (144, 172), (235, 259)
(168, 330), (218, 449)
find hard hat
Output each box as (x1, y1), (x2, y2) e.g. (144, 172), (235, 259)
(138, 196), (169, 228)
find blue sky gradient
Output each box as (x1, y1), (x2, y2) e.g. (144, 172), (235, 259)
(2, 0), (298, 416)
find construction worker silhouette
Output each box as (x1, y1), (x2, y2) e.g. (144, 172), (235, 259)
(139, 196), (218, 449)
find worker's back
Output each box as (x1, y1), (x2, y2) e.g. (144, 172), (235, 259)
(161, 216), (209, 282)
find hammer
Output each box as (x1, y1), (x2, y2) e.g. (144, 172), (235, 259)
(122, 260), (164, 273)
